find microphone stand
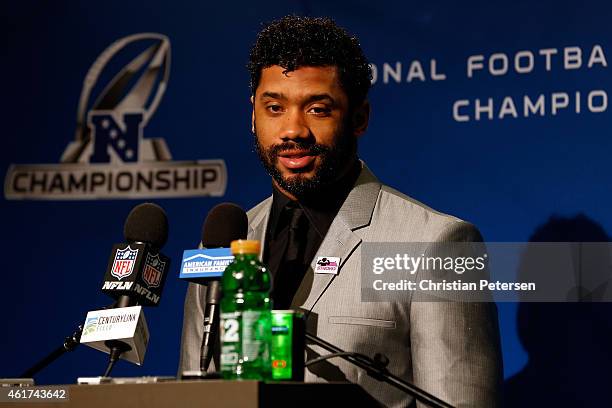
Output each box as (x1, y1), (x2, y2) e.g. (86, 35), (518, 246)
(200, 280), (221, 372)
(20, 302), (118, 378)
(305, 332), (454, 408)
(20, 325), (83, 378)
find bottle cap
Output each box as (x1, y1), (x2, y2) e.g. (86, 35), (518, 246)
(230, 239), (260, 255)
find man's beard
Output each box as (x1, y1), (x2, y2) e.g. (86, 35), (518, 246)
(253, 122), (357, 198)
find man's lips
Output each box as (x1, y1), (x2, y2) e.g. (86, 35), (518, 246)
(277, 151), (317, 170)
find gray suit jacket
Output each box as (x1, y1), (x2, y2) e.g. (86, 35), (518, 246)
(179, 164), (502, 407)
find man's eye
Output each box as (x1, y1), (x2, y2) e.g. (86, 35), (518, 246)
(309, 106), (331, 116)
(266, 104), (283, 113)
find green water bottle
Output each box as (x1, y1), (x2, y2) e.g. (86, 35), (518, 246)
(220, 239), (272, 379)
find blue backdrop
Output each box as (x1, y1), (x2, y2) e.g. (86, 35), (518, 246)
(2, 0), (611, 399)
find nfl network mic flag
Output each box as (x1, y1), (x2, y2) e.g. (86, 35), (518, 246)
(102, 243), (170, 306)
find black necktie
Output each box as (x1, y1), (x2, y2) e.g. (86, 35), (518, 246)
(285, 203), (306, 262)
(273, 202), (307, 309)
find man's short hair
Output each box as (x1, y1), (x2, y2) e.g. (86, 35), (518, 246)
(248, 15), (372, 108)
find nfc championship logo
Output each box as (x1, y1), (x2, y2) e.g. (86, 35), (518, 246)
(142, 252), (165, 288)
(4, 33), (227, 200)
(111, 246), (139, 280)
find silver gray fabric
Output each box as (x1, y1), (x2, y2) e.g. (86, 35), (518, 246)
(178, 164), (502, 407)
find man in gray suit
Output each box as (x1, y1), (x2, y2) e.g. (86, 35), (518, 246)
(180, 15), (502, 407)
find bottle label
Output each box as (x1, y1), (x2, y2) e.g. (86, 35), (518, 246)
(220, 312), (240, 369)
(242, 310), (264, 361)
(220, 310), (271, 373)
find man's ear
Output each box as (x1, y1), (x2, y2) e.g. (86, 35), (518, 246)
(352, 100), (370, 137)
(250, 95), (255, 134)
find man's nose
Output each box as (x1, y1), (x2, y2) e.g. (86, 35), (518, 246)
(280, 109), (309, 141)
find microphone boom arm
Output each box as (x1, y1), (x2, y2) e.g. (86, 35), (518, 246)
(20, 324), (83, 378)
(305, 332), (454, 408)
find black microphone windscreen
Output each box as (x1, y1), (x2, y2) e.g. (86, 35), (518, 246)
(201, 203), (248, 248)
(123, 203), (169, 249)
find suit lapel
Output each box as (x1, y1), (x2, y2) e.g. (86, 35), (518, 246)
(246, 165), (381, 312)
(296, 164), (382, 312)
(247, 197), (272, 259)
(299, 220), (362, 311)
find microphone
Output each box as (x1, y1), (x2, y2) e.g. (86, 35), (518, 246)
(201, 203), (248, 249)
(80, 203), (170, 375)
(200, 203), (248, 372)
(179, 203), (247, 373)
(101, 203), (170, 307)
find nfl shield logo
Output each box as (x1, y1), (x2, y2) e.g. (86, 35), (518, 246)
(111, 246), (139, 280)
(143, 252), (165, 288)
